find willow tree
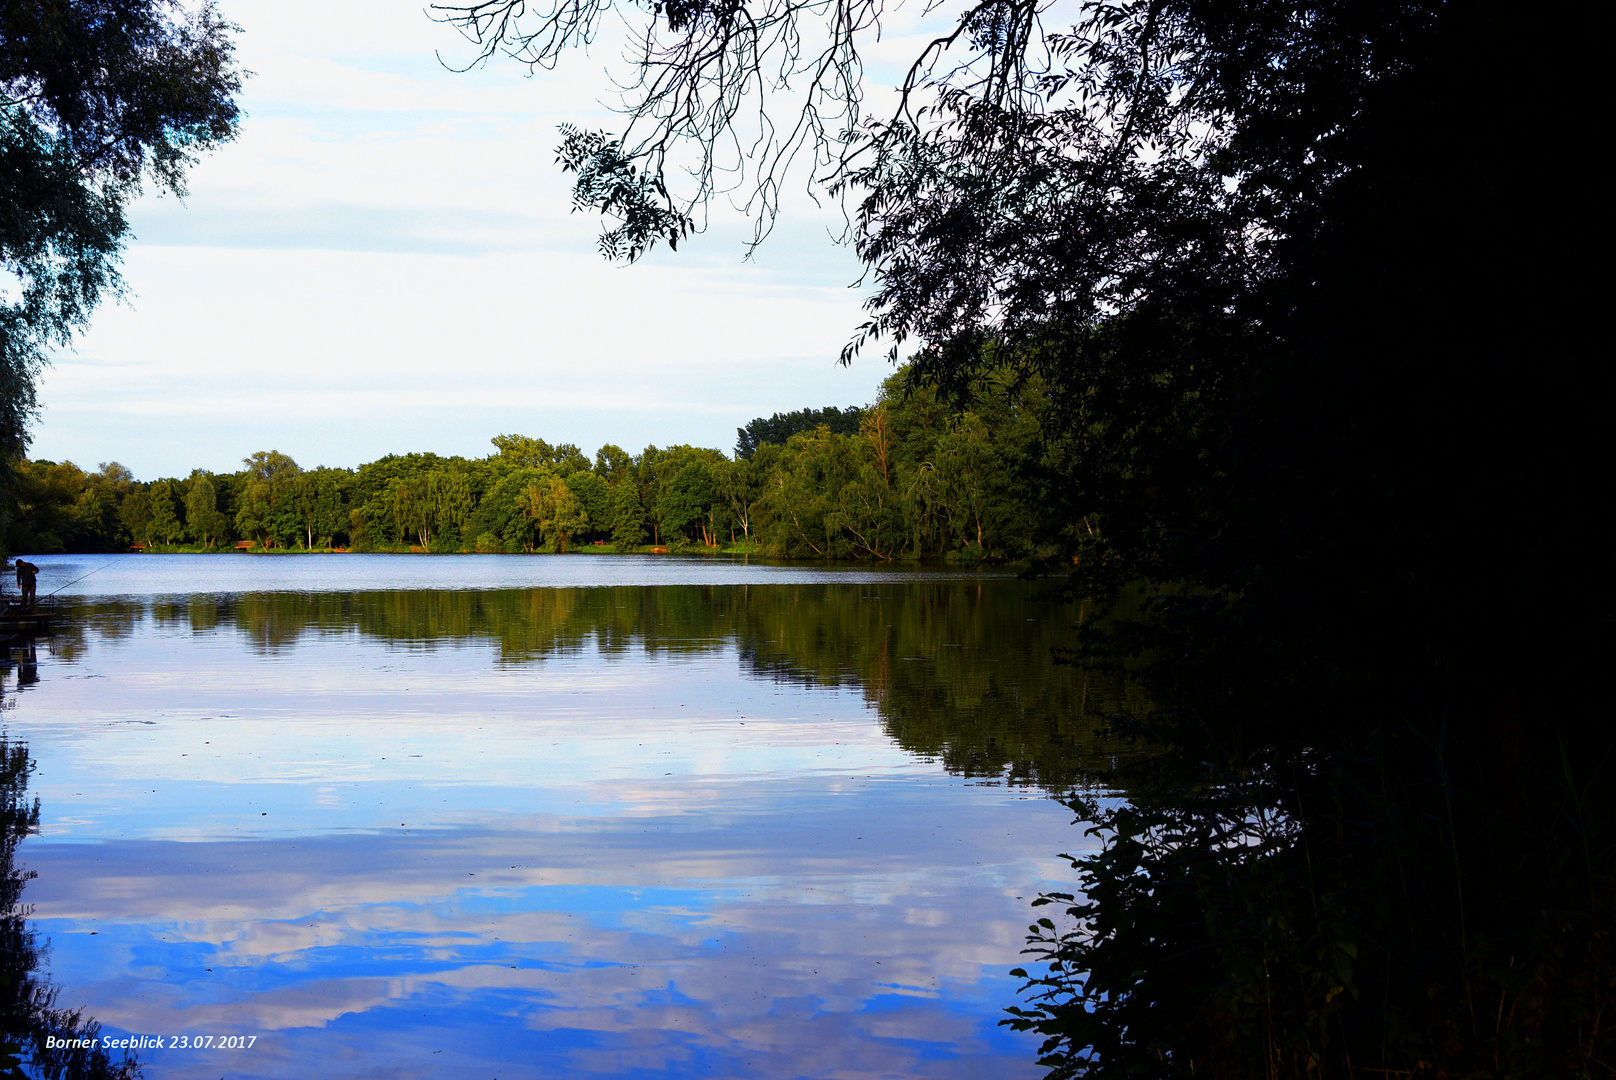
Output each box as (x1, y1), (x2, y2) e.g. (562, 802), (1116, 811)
(1, 1), (243, 460)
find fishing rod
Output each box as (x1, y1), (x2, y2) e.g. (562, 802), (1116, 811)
(42, 560), (116, 599)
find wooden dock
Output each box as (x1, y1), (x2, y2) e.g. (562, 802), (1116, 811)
(0, 608), (50, 635)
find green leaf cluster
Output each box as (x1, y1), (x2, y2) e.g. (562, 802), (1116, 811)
(5, 362), (1055, 562)
(1, 0), (242, 462)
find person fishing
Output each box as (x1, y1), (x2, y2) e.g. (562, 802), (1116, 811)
(13, 559), (38, 609)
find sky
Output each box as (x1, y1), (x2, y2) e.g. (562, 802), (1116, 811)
(29, 0), (914, 480)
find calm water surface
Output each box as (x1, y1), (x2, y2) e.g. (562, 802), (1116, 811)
(3, 555), (1113, 1079)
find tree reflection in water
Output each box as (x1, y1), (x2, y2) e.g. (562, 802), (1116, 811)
(50, 583), (1150, 793)
(25, 580), (1152, 1075)
(1, 731), (138, 1078)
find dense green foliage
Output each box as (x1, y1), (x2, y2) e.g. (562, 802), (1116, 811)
(3, 365), (1055, 562)
(0, 0), (241, 464)
(880, 5), (1609, 1079)
(6, 0), (1604, 1073)
(449, 0), (1607, 1075)
(734, 405), (861, 459)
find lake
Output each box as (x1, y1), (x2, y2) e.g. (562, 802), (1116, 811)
(3, 554), (1119, 1079)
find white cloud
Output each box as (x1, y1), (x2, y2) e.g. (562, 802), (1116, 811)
(34, 0), (897, 477)
(27, 815), (1081, 1076)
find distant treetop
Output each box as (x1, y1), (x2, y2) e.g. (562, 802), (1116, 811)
(490, 434), (591, 473)
(736, 406), (863, 459)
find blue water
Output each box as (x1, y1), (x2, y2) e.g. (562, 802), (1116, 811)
(4, 555), (1091, 1079)
(26, 552), (1013, 597)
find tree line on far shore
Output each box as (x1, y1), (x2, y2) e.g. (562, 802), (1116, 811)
(2, 365), (1054, 562)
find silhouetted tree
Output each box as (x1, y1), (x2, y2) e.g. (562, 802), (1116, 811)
(437, 1), (1606, 1075)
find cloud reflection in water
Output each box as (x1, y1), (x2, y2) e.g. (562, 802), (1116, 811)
(7, 571), (1114, 1078)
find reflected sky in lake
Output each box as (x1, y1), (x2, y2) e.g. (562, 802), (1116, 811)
(4, 555), (1102, 1078)
(28, 552), (1013, 597)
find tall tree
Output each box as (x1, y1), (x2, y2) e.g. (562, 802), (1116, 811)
(609, 480), (644, 552)
(716, 456), (762, 541)
(1, 1), (241, 458)
(539, 476), (587, 552)
(236, 450), (301, 549)
(116, 487), (149, 547)
(565, 470), (611, 542)
(287, 474), (316, 550)
(426, 468), (474, 543)
(660, 458), (718, 546)
(184, 472), (224, 547)
(593, 443), (632, 484)
(145, 479), (181, 547)
(389, 477), (424, 546)
(311, 470), (349, 548)
(440, 1), (1606, 1075)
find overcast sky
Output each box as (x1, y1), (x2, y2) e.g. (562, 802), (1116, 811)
(30, 0), (912, 479)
